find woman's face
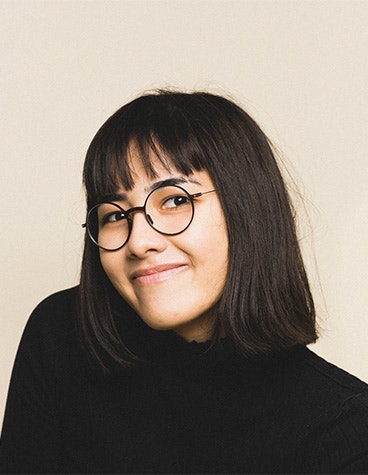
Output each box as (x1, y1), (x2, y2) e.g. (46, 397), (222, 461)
(99, 150), (229, 342)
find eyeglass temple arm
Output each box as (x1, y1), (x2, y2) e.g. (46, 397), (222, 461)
(190, 189), (216, 199)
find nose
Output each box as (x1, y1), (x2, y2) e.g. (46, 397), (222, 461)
(125, 210), (167, 258)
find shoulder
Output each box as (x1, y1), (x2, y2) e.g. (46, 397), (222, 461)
(301, 347), (368, 395)
(302, 346), (368, 421)
(264, 347), (368, 472)
(288, 347), (368, 417)
(17, 286), (80, 361)
(30, 285), (79, 319)
(266, 346), (368, 438)
(293, 348), (368, 471)
(25, 286), (78, 330)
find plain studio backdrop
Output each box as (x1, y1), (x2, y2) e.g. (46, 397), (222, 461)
(0, 0), (367, 427)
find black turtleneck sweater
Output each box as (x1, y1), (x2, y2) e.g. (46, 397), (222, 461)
(1, 287), (368, 474)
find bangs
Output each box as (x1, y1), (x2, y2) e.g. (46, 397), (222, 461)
(83, 93), (212, 207)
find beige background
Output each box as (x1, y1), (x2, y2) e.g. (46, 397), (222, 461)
(1, 0), (367, 427)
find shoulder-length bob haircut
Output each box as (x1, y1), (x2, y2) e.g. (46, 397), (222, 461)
(79, 90), (317, 371)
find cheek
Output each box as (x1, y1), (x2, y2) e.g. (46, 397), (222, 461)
(185, 215), (229, 282)
(196, 206), (228, 261)
(99, 251), (126, 285)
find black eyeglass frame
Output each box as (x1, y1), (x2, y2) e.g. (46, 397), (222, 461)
(82, 185), (216, 251)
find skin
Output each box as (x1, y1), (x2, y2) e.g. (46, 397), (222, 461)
(100, 151), (229, 342)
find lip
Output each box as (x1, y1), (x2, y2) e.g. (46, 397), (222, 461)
(131, 263), (188, 285)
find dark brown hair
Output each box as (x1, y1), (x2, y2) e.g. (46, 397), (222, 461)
(79, 90), (317, 371)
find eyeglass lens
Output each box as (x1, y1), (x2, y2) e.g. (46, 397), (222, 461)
(86, 185), (195, 251)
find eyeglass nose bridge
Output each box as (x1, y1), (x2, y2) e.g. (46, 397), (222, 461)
(124, 205), (154, 227)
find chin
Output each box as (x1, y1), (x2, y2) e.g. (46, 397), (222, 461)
(141, 316), (183, 332)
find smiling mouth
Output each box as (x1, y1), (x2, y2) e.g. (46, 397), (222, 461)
(132, 264), (187, 286)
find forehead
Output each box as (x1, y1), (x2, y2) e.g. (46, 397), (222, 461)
(127, 146), (170, 182)
(108, 158), (213, 206)
(123, 145), (204, 191)
(119, 170), (207, 197)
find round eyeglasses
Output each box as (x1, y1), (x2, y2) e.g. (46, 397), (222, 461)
(82, 185), (216, 251)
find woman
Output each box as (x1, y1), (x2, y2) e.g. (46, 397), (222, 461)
(1, 90), (368, 474)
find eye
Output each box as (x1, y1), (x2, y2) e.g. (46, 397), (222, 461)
(161, 194), (191, 210)
(100, 211), (126, 225)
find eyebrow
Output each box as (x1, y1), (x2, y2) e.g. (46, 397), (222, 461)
(100, 175), (202, 203)
(144, 176), (201, 193)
